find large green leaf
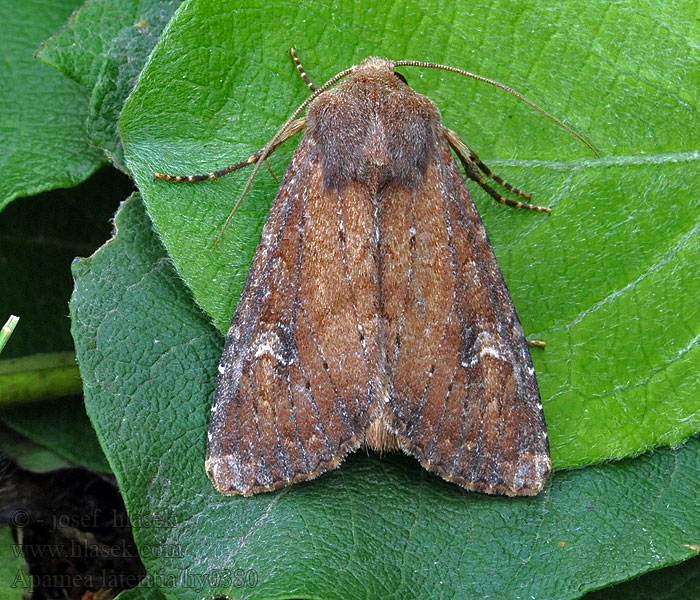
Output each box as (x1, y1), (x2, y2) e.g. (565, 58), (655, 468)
(37, 0), (182, 168)
(70, 193), (700, 600)
(119, 0), (700, 468)
(0, 0), (105, 211)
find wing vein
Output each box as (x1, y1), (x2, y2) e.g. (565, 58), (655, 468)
(294, 195), (338, 456)
(298, 305), (356, 440)
(443, 157), (509, 474)
(234, 149), (318, 487)
(390, 187), (419, 383)
(438, 160), (479, 471)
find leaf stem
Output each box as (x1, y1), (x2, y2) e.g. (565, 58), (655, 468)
(0, 352), (82, 405)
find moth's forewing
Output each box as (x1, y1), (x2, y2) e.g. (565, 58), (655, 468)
(382, 139), (550, 496)
(206, 137), (382, 496)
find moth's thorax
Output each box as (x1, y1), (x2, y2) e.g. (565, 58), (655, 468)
(305, 59), (443, 190)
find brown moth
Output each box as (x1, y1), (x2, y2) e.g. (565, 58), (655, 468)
(156, 51), (592, 496)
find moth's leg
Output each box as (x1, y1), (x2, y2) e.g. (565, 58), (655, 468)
(443, 127), (551, 214)
(154, 117), (308, 182)
(289, 47), (318, 91)
(465, 146), (531, 198)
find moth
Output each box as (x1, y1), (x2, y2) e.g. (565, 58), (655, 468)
(156, 50), (592, 497)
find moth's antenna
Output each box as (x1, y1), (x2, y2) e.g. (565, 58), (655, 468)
(290, 47), (318, 91)
(393, 60), (598, 156)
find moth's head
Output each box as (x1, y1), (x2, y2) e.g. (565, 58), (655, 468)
(349, 57), (410, 88)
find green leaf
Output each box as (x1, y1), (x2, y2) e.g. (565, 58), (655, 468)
(0, 423), (73, 472)
(70, 193), (700, 599)
(0, 395), (111, 474)
(120, 0), (700, 468)
(584, 554), (700, 600)
(0, 0), (105, 211)
(37, 0), (182, 168)
(0, 526), (31, 600)
(115, 582), (167, 600)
